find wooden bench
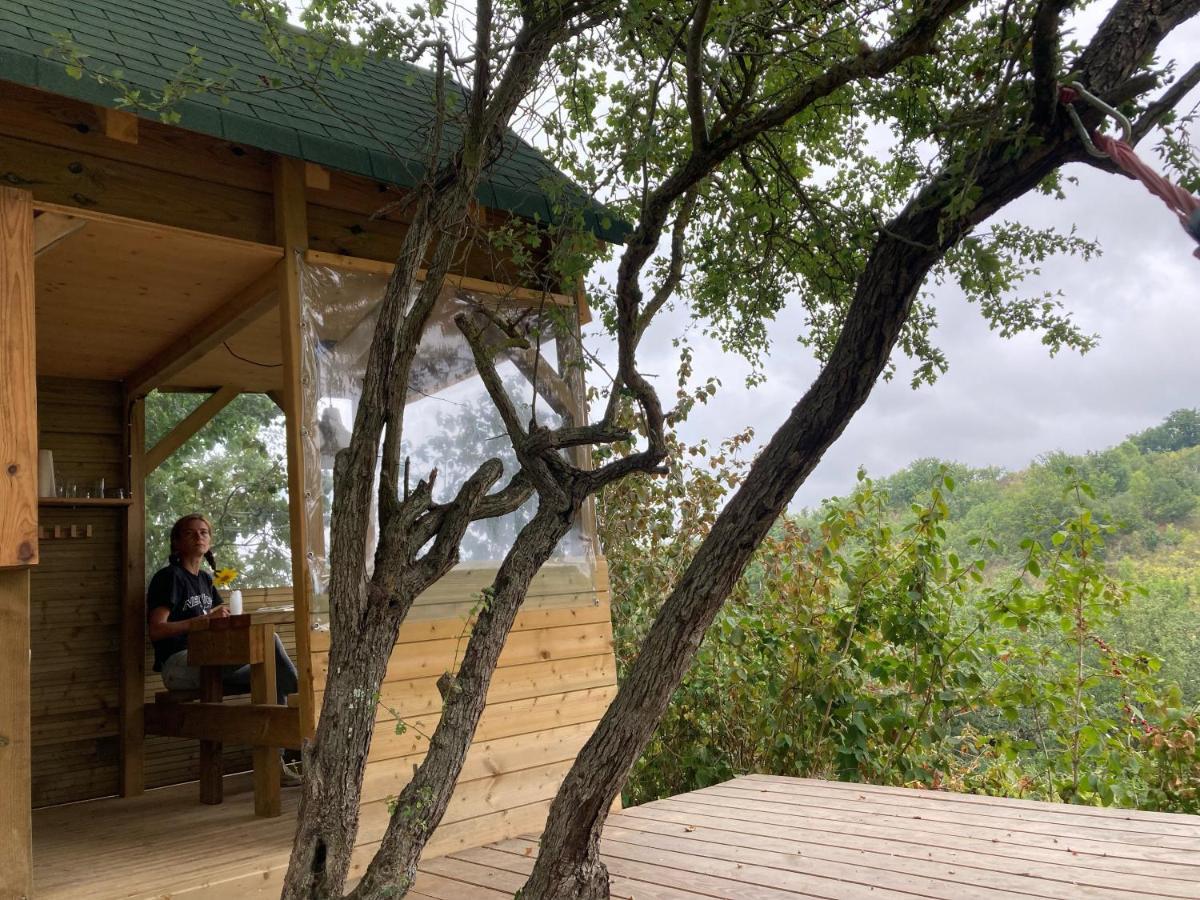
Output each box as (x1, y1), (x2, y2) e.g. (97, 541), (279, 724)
(144, 612), (300, 817)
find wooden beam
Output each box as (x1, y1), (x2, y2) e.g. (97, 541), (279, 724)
(144, 385), (240, 474)
(557, 319), (599, 551)
(119, 394), (146, 797)
(144, 702), (302, 748)
(100, 107), (139, 144)
(33, 210), (86, 258)
(266, 390), (286, 413)
(198, 668), (224, 805)
(33, 200), (280, 257)
(504, 343), (577, 423)
(0, 569), (31, 898)
(303, 248), (576, 308)
(575, 278), (593, 326)
(250, 627), (282, 817)
(124, 267), (279, 398)
(4, 130), (275, 245)
(274, 156), (318, 740)
(304, 161), (330, 191)
(0, 187), (37, 569)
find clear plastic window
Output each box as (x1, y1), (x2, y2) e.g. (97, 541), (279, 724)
(299, 258), (593, 625)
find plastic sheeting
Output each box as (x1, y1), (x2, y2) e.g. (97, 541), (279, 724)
(298, 258), (591, 623)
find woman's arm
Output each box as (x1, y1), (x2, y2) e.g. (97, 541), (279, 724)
(147, 605), (229, 642)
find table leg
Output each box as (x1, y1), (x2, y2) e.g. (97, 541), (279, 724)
(250, 625), (280, 817)
(198, 666), (223, 805)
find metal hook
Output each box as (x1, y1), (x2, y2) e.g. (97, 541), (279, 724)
(1062, 81), (1132, 159)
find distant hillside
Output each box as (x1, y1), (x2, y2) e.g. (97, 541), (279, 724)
(859, 409), (1200, 561)
(850, 409), (1200, 700)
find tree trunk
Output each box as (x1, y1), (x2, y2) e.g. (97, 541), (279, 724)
(283, 599), (405, 898)
(521, 106), (1111, 894)
(350, 502), (578, 897)
(524, 237), (942, 898)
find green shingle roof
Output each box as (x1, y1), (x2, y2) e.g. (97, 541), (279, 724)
(0, 0), (624, 241)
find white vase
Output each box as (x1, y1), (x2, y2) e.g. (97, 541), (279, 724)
(38, 449), (55, 498)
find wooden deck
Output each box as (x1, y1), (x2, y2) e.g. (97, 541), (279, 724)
(33, 772), (1200, 898)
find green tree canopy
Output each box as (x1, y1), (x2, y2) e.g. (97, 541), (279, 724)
(145, 391), (290, 588)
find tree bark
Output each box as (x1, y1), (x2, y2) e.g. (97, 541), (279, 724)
(348, 502), (578, 897)
(284, 461), (504, 899)
(522, 190), (952, 900)
(286, 600), (406, 898)
(282, 7), (612, 894)
(523, 1), (1199, 894)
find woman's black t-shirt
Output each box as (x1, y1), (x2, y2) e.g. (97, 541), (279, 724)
(147, 563), (223, 671)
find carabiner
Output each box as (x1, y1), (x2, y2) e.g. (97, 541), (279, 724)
(1062, 81), (1132, 160)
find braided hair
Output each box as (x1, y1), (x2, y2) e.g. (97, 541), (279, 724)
(169, 513), (217, 571)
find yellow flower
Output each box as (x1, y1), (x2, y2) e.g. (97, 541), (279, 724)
(213, 567), (238, 588)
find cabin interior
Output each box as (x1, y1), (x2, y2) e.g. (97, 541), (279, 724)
(0, 64), (618, 898)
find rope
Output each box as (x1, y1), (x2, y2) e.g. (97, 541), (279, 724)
(1060, 85), (1200, 260)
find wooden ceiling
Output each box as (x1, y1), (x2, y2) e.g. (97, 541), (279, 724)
(34, 207), (285, 393)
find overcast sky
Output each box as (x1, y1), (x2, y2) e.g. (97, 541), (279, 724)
(584, 11), (1200, 510)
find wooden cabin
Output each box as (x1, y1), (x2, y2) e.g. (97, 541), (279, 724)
(0, 2), (620, 896)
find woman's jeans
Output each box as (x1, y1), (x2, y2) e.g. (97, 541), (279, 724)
(161, 632), (299, 706)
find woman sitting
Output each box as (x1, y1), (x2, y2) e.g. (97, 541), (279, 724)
(147, 513), (302, 782)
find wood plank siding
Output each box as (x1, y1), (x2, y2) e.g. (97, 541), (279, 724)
(314, 567), (616, 866)
(30, 377), (126, 807)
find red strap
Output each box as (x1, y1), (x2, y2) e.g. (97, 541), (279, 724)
(1061, 86), (1200, 259)
(1093, 133), (1200, 224)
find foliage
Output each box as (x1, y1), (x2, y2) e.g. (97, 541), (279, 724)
(1134, 409), (1200, 455)
(540, 0), (1142, 388)
(144, 391), (290, 587)
(846, 410), (1200, 562)
(606, 428), (1200, 813)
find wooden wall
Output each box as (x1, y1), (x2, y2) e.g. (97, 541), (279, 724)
(310, 561), (618, 871)
(30, 377), (126, 807)
(0, 82), (529, 284)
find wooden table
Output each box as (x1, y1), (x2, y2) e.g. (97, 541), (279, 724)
(187, 610), (294, 817)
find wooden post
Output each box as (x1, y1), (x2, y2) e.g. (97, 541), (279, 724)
(250, 625), (281, 817)
(556, 314), (599, 557)
(0, 186), (34, 899)
(273, 156), (317, 740)
(0, 187), (37, 569)
(198, 666), (224, 805)
(119, 395), (146, 796)
(0, 570), (32, 899)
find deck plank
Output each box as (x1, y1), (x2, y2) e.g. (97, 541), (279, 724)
(698, 782), (1200, 855)
(717, 778), (1200, 845)
(614, 806), (1170, 900)
(492, 836), (847, 899)
(644, 796), (1200, 888)
(32, 773), (1200, 899)
(670, 788), (1200, 870)
(445, 843), (698, 899)
(744, 774), (1200, 828)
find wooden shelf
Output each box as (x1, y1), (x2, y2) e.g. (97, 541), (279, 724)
(38, 497), (133, 508)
